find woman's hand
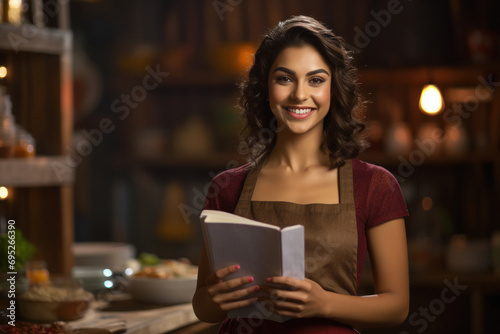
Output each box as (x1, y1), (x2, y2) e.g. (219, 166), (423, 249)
(205, 264), (260, 313)
(261, 276), (330, 319)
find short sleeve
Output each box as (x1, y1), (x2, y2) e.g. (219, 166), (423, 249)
(202, 163), (251, 213)
(365, 166), (409, 228)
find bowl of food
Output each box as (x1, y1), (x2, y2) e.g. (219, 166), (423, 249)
(127, 258), (198, 305)
(18, 278), (93, 322)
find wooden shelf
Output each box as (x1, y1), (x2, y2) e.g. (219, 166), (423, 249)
(358, 64), (500, 86)
(0, 12), (74, 276)
(0, 156), (74, 187)
(0, 24), (71, 54)
(359, 150), (499, 167)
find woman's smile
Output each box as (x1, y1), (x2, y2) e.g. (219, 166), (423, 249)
(284, 105), (317, 119)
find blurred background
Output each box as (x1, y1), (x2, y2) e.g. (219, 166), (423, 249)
(0, 0), (499, 332)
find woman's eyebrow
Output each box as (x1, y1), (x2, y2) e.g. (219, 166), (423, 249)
(307, 69), (330, 76)
(272, 67), (330, 77)
(273, 67), (295, 75)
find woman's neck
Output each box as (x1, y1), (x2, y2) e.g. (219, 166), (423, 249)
(267, 127), (330, 172)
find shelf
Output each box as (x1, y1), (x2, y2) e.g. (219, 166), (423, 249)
(359, 151), (498, 167)
(0, 24), (71, 54)
(358, 64), (500, 86)
(0, 156), (74, 187)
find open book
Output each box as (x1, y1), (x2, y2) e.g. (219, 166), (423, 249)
(200, 209), (304, 322)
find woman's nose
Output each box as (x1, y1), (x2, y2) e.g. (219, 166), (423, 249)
(291, 81), (307, 101)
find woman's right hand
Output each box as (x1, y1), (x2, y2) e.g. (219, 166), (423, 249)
(206, 264), (260, 312)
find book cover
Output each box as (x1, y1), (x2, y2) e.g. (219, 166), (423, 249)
(200, 209), (305, 322)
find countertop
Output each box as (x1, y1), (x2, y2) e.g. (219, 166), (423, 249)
(71, 298), (200, 334)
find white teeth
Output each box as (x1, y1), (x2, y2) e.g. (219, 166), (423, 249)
(286, 108), (312, 114)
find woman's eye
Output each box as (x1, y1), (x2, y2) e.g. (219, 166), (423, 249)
(276, 76), (292, 83)
(310, 77), (325, 85)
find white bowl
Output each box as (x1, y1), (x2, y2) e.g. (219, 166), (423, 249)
(127, 275), (197, 305)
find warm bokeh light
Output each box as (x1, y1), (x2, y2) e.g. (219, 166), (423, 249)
(419, 84), (444, 114)
(237, 44), (257, 71)
(0, 187), (8, 199)
(0, 67), (7, 79)
(8, 0), (23, 25)
(422, 196), (433, 211)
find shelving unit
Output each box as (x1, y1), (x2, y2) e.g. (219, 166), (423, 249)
(0, 156), (74, 187)
(0, 4), (74, 275)
(359, 65), (500, 236)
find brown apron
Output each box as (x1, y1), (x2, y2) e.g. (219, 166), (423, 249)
(219, 160), (360, 333)
(233, 159), (358, 296)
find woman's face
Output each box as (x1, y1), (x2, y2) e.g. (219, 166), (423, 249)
(268, 44), (331, 136)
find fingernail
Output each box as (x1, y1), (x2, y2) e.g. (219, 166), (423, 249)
(234, 265), (240, 271)
(254, 285), (260, 291)
(247, 276), (254, 283)
(265, 277), (271, 282)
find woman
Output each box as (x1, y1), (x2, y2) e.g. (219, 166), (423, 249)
(192, 15), (409, 333)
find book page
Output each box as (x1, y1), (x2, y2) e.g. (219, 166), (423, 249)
(201, 209), (281, 230)
(205, 222), (282, 281)
(281, 225), (305, 280)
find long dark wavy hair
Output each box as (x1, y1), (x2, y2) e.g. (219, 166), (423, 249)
(239, 15), (368, 167)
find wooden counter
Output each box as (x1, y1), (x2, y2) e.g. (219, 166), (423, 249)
(72, 300), (204, 334)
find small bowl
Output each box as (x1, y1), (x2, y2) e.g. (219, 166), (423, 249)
(18, 298), (92, 322)
(18, 278), (93, 322)
(127, 275), (197, 305)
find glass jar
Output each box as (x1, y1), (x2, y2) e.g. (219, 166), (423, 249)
(13, 126), (36, 157)
(0, 113), (15, 158)
(0, 91), (15, 158)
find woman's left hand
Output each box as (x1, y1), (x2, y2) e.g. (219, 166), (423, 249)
(260, 277), (330, 319)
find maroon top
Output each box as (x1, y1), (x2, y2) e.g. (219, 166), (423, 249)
(203, 158), (409, 288)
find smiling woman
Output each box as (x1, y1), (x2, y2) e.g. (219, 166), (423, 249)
(193, 15), (410, 334)
(267, 45), (331, 135)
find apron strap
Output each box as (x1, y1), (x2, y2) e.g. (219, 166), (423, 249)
(233, 161), (262, 217)
(339, 159), (354, 205)
(236, 159), (354, 213)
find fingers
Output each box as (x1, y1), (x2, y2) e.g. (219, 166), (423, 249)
(265, 276), (302, 289)
(261, 285), (305, 303)
(260, 276), (309, 306)
(206, 264), (241, 285)
(213, 285), (260, 312)
(205, 264), (259, 312)
(207, 275), (256, 296)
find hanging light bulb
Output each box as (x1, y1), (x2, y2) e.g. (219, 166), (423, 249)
(0, 67), (7, 79)
(419, 84), (444, 114)
(0, 187), (8, 200)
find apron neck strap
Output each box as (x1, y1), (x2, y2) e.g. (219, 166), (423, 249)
(338, 159), (354, 205)
(238, 159), (354, 206)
